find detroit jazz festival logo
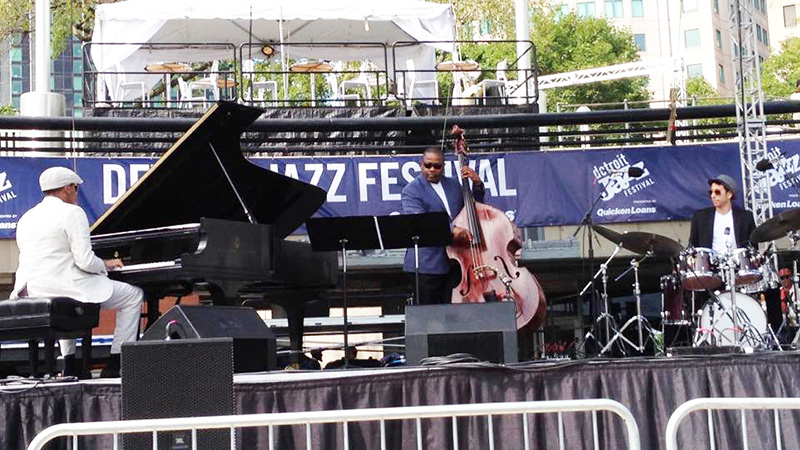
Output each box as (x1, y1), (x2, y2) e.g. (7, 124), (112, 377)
(0, 171), (18, 204)
(592, 153), (654, 201)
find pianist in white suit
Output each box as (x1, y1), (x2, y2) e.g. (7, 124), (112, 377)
(11, 167), (143, 377)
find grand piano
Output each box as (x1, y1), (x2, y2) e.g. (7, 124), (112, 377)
(90, 102), (338, 359)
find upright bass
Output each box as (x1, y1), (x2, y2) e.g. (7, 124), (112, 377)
(446, 125), (546, 330)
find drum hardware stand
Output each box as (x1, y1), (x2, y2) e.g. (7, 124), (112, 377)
(600, 252), (655, 355)
(577, 245), (624, 355)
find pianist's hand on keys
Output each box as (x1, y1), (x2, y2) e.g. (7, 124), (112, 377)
(105, 258), (124, 271)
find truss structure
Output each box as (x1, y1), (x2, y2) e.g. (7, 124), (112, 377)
(730, 0), (772, 225)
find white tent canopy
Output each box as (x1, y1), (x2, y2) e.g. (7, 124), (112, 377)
(91, 0), (455, 101)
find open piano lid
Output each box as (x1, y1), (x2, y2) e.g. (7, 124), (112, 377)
(91, 102), (326, 239)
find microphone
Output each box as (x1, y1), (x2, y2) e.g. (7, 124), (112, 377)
(756, 152), (786, 172)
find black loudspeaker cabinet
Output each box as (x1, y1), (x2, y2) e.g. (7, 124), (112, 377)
(140, 305), (275, 373)
(405, 302), (517, 365)
(121, 338), (234, 450)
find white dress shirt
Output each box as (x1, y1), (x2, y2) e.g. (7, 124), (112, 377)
(11, 196), (113, 304)
(430, 181), (452, 218)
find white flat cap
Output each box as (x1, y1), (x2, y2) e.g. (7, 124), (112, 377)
(39, 167), (83, 191)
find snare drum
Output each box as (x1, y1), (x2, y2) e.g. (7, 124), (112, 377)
(661, 273), (688, 322)
(679, 247), (722, 291)
(728, 247), (763, 287)
(698, 291), (768, 347)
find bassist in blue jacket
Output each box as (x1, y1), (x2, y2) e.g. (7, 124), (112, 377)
(401, 147), (484, 304)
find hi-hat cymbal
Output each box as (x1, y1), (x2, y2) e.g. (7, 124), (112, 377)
(592, 224), (624, 245)
(619, 231), (684, 255)
(751, 209), (800, 243)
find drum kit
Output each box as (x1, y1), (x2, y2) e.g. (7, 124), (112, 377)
(584, 209), (800, 356)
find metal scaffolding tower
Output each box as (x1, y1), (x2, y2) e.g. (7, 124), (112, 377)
(730, 0), (772, 225)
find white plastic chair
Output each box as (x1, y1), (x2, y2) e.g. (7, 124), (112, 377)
(328, 62), (361, 106)
(114, 64), (149, 106)
(189, 60), (219, 101)
(478, 59), (509, 104)
(177, 77), (207, 108)
(404, 59), (438, 105)
(242, 60), (278, 105)
(338, 61), (373, 105)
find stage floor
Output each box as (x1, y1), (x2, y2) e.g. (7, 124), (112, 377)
(3, 352), (800, 449)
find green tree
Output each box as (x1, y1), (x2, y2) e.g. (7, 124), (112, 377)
(532, 10), (650, 110)
(761, 36), (800, 99)
(0, 0), (105, 57)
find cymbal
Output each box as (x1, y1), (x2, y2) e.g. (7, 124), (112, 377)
(751, 209), (800, 243)
(619, 231), (684, 255)
(592, 224), (624, 245)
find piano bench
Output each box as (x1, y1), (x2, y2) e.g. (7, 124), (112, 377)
(0, 297), (100, 377)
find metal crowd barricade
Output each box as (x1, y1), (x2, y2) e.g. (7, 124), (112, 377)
(666, 397), (800, 450)
(28, 399), (640, 450)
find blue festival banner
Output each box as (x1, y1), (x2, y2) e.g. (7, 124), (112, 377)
(0, 139), (798, 238)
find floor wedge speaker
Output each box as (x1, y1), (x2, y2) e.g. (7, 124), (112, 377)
(405, 302), (517, 365)
(121, 338), (234, 450)
(140, 305), (275, 372)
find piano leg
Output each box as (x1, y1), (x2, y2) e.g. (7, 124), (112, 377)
(283, 303), (306, 366)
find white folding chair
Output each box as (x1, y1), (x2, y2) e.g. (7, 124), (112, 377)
(478, 59), (509, 105)
(404, 59), (438, 105)
(338, 61), (373, 105)
(189, 60), (219, 101)
(177, 77), (207, 108)
(113, 64), (149, 106)
(243, 60), (278, 105)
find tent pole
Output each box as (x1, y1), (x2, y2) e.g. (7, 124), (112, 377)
(279, 11), (288, 106)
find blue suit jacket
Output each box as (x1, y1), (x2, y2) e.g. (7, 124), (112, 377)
(401, 173), (485, 274)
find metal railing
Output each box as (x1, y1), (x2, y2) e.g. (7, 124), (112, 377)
(665, 397), (800, 450)
(28, 399), (640, 450)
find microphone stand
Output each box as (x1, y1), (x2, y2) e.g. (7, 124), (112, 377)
(573, 190), (606, 352)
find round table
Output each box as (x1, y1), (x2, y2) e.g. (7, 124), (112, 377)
(145, 63), (192, 106)
(290, 62), (334, 106)
(436, 60), (480, 72)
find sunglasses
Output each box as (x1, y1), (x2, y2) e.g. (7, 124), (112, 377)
(708, 189), (726, 196)
(423, 162), (443, 170)
(781, 275), (792, 280)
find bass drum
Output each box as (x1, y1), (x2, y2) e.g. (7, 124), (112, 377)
(698, 291), (767, 347)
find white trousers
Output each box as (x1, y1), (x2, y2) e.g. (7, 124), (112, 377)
(60, 280), (144, 356)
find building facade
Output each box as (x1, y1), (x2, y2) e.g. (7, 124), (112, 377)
(0, 34), (85, 117)
(767, 0), (800, 53)
(548, 0), (770, 99)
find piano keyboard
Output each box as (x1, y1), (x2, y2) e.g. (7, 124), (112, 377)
(111, 260), (180, 273)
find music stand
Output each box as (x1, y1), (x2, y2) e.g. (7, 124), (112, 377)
(376, 212), (452, 305)
(307, 216), (381, 368)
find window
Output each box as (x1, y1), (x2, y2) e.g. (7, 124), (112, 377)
(11, 64), (21, 78)
(714, 0), (719, 13)
(685, 29), (701, 47)
(605, 0), (623, 17)
(577, 2), (596, 17)
(72, 76), (82, 90)
(10, 47), (22, 62)
(73, 60), (83, 74)
(718, 65), (725, 84)
(72, 43), (82, 58)
(760, 0), (766, 14)
(633, 34), (646, 51)
(757, 24), (763, 43)
(12, 80), (23, 95)
(631, 0), (644, 17)
(683, 0), (698, 13)
(687, 63), (703, 79)
(716, 29), (722, 49)
(73, 92), (83, 106)
(479, 19), (492, 35)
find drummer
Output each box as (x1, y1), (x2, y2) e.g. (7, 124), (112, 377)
(688, 174), (756, 253)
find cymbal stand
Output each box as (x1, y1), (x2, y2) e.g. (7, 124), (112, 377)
(577, 245), (622, 354)
(600, 252), (655, 355)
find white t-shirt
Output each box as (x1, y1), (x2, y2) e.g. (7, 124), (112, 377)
(712, 210), (736, 254)
(430, 181), (452, 218)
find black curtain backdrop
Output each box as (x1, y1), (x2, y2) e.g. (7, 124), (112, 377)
(2, 353), (800, 449)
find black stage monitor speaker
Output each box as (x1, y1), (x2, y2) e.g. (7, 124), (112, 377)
(140, 305), (276, 373)
(121, 338), (234, 450)
(405, 302), (517, 365)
